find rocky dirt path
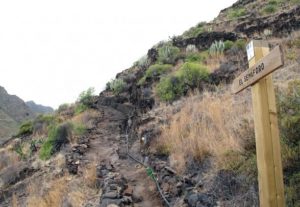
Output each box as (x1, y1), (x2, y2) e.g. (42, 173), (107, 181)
(81, 105), (163, 207)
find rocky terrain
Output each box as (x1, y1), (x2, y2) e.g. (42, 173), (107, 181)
(0, 0), (300, 207)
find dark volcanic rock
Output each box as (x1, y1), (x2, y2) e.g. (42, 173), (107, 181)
(0, 163), (36, 189)
(172, 32), (238, 49)
(235, 5), (300, 37)
(147, 48), (158, 64)
(210, 62), (239, 85)
(185, 193), (215, 207)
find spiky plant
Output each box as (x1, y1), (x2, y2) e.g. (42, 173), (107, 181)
(209, 40), (225, 57)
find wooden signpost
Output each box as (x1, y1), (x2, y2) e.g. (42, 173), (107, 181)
(232, 40), (285, 207)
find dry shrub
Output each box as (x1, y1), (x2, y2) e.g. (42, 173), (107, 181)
(68, 191), (86, 207)
(68, 109), (99, 144)
(156, 89), (253, 173)
(0, 149), (20, 171)
(27, 177), (68, 207)
(54, 153), (66, 169)
(83, 163), (97, 189)
(205, 55), (224, 72)
(72, 109), (99, 129)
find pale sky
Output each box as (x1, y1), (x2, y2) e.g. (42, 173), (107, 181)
(0, 0), (237, 109)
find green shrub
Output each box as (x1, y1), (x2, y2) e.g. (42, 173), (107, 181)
(158, 44), (180, 64)
(286, 50), (297, 61)
(156, 76), (184, 102)
(39, 123), (71, 160)
(185, 51), (208, 63)
(146, 64), (172, 78)
(286, 172), (300, 207)
(77, 87), (95, 106)
(57, 103), (69, 113)
(293, 38), (300, 49)
(177, 62), (209, 88)
(75, 103), (88, 115)
(278, 80), (300, 146)
(182, 22), (206, 39)
(136, 55), (149, 69)
(209, 40), (225, 57)
(289, 0), (300, 4)
(109, 78), (126, 95)
(32, 114), (57, 134)
(35, 114), (55, 124)
(224, 40), (234, 50)
(156, 63), (209, 102)
(277, 80), (300, 205)
(235, 39), (246, 50)
(263, 5), (277, 14)
(137, 77), (147, 86)
(14, 143), (26, 160)
(138, 64), (172, 86)
(73, 123), (86, 135)
(228, 8), (247, 19)
(17, 121), (33, 136)
(39, 139), (53, 160)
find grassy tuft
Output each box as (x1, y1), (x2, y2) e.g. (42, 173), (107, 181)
(227, 8), (247, 19)
(17, 121), (33, 136)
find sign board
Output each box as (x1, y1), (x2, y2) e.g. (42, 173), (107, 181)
(246, 40), (254, 60)
(232, 40), (286, 207)
(232, 46), (283, 94)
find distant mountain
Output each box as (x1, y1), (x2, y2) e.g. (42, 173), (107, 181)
(26, 101), (54, 114)
(0, 86), (35, 144)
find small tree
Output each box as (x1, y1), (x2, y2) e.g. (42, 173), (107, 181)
(77, 87), (95, 106)
(75, 87), (95, 114)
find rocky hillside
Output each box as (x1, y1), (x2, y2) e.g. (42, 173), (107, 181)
(25, 101), (54, 114)
(0, 87), (53, 145)
(0, 0), (300, 207)
(0, 86), (35, 144)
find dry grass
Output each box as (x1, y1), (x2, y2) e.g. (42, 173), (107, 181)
(68, 109), (99, 144)
(27, 177), (68, 207)
(155, 89), (253, 173)
(205, 55), (225, 72)
(11, 193), (19, 207)
(71, 109), (99, 129)
(0, 148), (20, 171)
(27, 174), (90, 207)
(83, 163), (97, 189)
(67, 191), (86, 207)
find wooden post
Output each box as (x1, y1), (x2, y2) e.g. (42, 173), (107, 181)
(249, 40), (285, 207)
